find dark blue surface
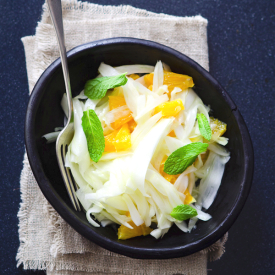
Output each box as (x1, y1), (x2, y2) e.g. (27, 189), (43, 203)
(0, 0), (274, 274)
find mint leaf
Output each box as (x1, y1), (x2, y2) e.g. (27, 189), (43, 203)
(164, 142), (208, 175)
(81, 109), (105, 162)
(84, 73), (128, 100)
(171, 204), (198, 221)
(197, 113), (212, 141)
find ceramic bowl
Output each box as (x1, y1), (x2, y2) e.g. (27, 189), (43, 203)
(25, 37), (253, 259)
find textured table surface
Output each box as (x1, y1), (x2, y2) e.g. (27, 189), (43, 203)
(0, 0), (274, 274)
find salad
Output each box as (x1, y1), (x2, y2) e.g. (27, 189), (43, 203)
(44, 61), (230, 240)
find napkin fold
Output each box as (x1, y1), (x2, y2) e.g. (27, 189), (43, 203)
(17, 1), (227, 274)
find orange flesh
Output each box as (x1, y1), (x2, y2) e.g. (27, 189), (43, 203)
(128, 119), (137, 133)
(108, 95), (126, 110)
(210, 117), (227, 137)
(104, 123), (131, 152)
(184, 188), (196, 204)
(144, 72), (194, 93)
(128, 74), (140, 80)
(168, 130), (176, 137)
(154, 99), (184, 117)
(104, 130), (117, 152)
(108, 95), (133, 130)
(118, 221), (153, 240)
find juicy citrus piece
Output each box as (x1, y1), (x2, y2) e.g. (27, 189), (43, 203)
(144, 73), (154, 87)
(128, 119), (137, 133)
(109, 96), (126, 110)
(141, 225), (153, 236)
(109, 87), (124, 97)
(184, 188), (196, 204)
(143, 72), (194, 93)
(111, 113), (133, 130)
(104, 130), (118, 152)
(155, 99), (184, 117)
(210, 117), (227, 137)
(118, 221), (153, 240)
(162, 173), (179, 184)
(163, 72), (194, 92)
(168, 130), (176, 137)
(104, 124), (132, 152)
(114, 124), (131, 151)
(159, 156), (179, 184)
(128, 74), (139, 80)
(108, 95), (133, 129)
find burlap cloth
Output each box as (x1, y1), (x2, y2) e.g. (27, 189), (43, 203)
(16, 1), (228, 274)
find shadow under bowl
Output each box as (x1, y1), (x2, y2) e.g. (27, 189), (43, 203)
(25, 37), (253, 259)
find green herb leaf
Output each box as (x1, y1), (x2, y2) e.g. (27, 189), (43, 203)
(171, 204), (198, 221)
(81, 109), (105, 162)
(84, 73), (128, 100)
(164, 142), (209, 175)
(197, 113), (212, 141)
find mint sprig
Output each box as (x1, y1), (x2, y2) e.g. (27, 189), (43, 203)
(164, 142), (208, 175)
(81, 109), (105, 162)
(84, 73), (128, 100)
(197, 113), (212, 141)
(171, 205), (198, 221)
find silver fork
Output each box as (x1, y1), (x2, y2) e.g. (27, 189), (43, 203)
(47, 0), (81, 211)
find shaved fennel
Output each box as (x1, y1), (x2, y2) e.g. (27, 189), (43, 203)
(52, 61), (231, 240)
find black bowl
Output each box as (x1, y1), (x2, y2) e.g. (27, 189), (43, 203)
(25, 37), (253, 259)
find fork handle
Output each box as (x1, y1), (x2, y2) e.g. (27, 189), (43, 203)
(47, 0), (80, 211)
(47, 0), (73, 122)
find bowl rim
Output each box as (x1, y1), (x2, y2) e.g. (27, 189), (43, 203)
(25, 37), (254, 259)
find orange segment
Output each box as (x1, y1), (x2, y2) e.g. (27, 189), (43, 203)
(108, 95), (133, 130)
(143, 72), (194, 93)
(109, 87), (124, 97)
(111, 112), (133, 130)
(168, 130), (176, 137)
(118, 221), (153, 240)
(128, 119), (137, 133)
(104, 124), (131, 152)
(210, 117), (227, 137)
(104, 130), (117, 152)
(162, 173), (179, 184)
(128, 74), (139, 80)
(109, 96), (126, 110)
(184, 189), (196, 204)
(114, 124), (131, 151)
(155, 99), (184, 117)
(163, 72), (194, 92)
(159, 156), (179, 184)
(144, 73), (154, 87)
